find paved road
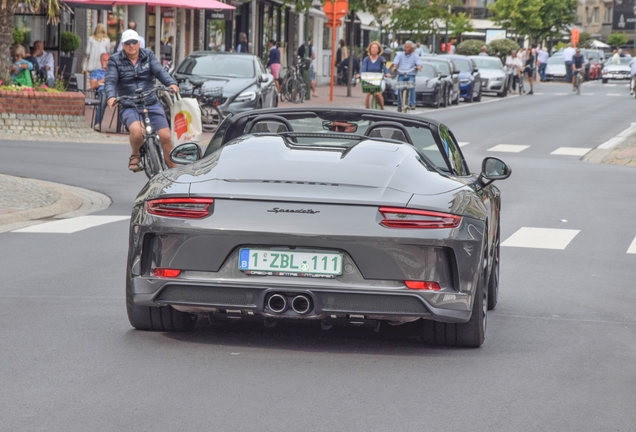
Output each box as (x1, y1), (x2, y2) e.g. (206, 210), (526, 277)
(1, 81), (635, 431)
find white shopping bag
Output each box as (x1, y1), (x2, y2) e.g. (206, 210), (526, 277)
(170, 94), (203, 145)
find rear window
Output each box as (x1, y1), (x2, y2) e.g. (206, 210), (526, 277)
(452, 59), (471, 73)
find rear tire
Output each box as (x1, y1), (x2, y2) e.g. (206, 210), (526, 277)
(142, 137), (163, 179)
(421, 246), (488, 348)
(474, 86), (482, 102)
(126, 273), (196, 332)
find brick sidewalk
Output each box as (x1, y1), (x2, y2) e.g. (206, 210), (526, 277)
(279, 82), (367, 109)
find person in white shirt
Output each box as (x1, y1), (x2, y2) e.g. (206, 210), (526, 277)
(117, 21), (146, 51)
(562, 43), (576, 82)
(32, 40), (55, 86)
(536, 45), (549, 82)
(505, 50), (522, 92)
(479, 45), (488, 56)
(629, 56), (636, 94)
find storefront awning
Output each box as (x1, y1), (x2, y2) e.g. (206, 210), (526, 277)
(66, 0), (234, 10)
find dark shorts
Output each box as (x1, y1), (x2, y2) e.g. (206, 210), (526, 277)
(120, 103), (169, 131)
(525, 67), (534, 77)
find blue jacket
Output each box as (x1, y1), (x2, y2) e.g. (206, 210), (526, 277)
(104, 48), (176, 108)
(267, 47), (281, 67)
(361, 56), (388, 74)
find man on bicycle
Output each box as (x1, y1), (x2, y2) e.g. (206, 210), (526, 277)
(390, 40), (421, 112)
(105, 29), (180, 171)
(571, 48), (586, 92)
(629, 56), (636, 95)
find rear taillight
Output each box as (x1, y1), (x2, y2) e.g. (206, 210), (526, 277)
(152, 268), (181, 278)
(379, 207), (461, 229)
(405, 281), (441, 290)
(146, 198), (214, 218)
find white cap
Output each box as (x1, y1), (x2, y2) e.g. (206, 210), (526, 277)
(121, 29), (140, 44)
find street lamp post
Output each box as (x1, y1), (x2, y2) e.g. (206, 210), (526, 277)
(633, 3), (636, 55)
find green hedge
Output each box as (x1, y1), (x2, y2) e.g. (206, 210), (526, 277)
(456, 39), (485, 56)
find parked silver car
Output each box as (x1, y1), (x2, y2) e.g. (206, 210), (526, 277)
(545, 56), (567, 81)
(602, 57), (631, 83)
(469, 56), (508, 97)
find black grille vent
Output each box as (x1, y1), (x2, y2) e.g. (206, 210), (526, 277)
(317, 292), (428, 314)
(157, 285), (259, 307)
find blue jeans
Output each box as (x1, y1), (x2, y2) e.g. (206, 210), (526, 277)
(397, 75), (416, 108)
(565, 61), (573, 83)
(538, 63), (547, 81)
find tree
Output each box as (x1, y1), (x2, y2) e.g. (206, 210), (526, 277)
(577, 31), (593, 49)
(456, 39), (483, 55)
(1, 0), (62, 80)
(489, 0), (577, 42)
(449, 12), (475, 42)
(384, 0), (453, 42)
(607, 32), (629, 48)
(487, 38), (519, 62)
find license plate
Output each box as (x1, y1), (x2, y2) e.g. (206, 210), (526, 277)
(239, 249), (343, 276)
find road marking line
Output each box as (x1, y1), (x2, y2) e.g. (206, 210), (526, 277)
(555, 93), (568, 96)
(458, 141), (470, 147)
(501, 227), (580, 250)
(487, 144), (530, 153)
(627, 237), (636, 254)
(604, 84), (617, 87)
(13, 215), (130, 233)
(607, 93), (622, 96)
(580, 93), (595, 96)
(551, 147), (592, 156)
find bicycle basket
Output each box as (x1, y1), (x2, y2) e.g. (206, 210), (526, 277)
(361, 73), (384, 93)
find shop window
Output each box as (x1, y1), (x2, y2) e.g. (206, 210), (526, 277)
(107, 5), (126, 50)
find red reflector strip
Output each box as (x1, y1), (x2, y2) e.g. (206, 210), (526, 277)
(146, 198), (214, 219)
(152, 268), (181, 278)
(379, 207), (461, 229)
(405, 281), (441, 290)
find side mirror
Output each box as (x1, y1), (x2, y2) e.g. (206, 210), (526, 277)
(259, 73), (272, 84)
(170, 143), (202, 165)
(477, 157), (511, 186)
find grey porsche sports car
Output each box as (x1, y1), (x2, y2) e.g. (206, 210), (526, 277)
(126, 108), (511, 347)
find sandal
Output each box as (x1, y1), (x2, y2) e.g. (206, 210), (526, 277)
(128, 155), (143, 172)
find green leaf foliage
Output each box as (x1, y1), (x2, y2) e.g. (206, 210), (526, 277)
(456, 39), (484, 55)
(385, 0), (453, 37)
(489, 0), (577, 40)
(577, 31), (594, 49)
(607, 32), (629, 47)
(487, 38), (520, 62)
(450, 12), (475, 39)
(61, 31), (80, 53)
(12, 28), (25, 45)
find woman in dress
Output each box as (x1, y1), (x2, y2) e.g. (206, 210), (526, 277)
(359, 41), (389, 109)
(85, 24), (111, 73)
(266, 39), (281, 93)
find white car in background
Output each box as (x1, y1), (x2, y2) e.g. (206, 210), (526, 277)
(602, 57), (631, 83)
(469, 56), (508, 97)
(545, 56), (567, 81)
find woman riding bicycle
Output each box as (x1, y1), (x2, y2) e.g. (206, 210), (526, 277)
(358, 41), (390, 109)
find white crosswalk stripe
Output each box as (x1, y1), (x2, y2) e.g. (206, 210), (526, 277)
(458, 142), (469, 147)
(604, 84), (617, 87)
(551, 147), (592, 156)
(555, 93), (568, 96)
(13, 216), (130, 233)
(488, 144), (530, 153)
(627, 237), (636, 254)
(501, 227), (580, 250)
(607, 93), (622, 97)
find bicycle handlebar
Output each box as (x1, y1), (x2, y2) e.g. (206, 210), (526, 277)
(115, 86), (174, 105)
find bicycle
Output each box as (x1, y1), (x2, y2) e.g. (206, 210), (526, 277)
(395, 68), (416, 114)
(573, 69), (581, 95)
(182, 77), (224, 132)
(115, 86), (174, 179)
(360, 72), (384, 109)
(280, 56), (308, 103)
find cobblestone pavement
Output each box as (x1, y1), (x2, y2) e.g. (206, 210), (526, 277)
(601, 140), (636, 166)
(0, 174), (60, 215)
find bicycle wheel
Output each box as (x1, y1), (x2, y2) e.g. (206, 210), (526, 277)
(143, 136), (163, 179)
(201, 105), (223, 132)
(371, 93), (378, 110)
(576, 74), (581, 95)
(402, 88), (410, 113)
(280, 77), (291, 102)
(290, 79), (306, 104)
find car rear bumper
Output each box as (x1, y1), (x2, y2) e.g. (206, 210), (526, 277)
(481, 78), (505, 93)
(382, 89), (438, 106)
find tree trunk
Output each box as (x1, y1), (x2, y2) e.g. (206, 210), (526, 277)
(346, 10), (355, 98)
(0, 5), (14, 82)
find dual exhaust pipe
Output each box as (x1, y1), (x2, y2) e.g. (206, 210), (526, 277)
(267, 293), (312, 315)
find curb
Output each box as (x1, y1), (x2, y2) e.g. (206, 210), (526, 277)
(0, 132), (129, 145)
(582, 122), (636, 163)
(0, 176), (111, 233)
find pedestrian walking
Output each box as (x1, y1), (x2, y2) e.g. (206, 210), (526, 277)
(266, 39), (281, 93)
(536, 44), (549, 82)
(298, 37), (318, 97)
(563, 43), (576, 83)
(517, 47), (527, 93)
(85, 24), (111, 73)
(525, 47), (535, 94)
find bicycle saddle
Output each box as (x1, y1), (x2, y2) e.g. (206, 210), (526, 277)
(188, 78), (206, 87)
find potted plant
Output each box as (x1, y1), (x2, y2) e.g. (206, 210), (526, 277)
(59, 31), (81, 79)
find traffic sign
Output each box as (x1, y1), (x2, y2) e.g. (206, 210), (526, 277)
(323, 0), (348, 20)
